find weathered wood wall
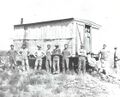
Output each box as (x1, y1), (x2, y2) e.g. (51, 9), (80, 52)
(14, 20), (92, 55)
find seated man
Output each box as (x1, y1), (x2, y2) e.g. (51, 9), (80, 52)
(87, 53), (98, 73)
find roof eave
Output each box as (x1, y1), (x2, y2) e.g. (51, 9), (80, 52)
(74, 18), (101, 29)
(14, 18), (74, 28)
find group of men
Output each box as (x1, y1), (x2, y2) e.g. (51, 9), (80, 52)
(7, 44), (71, 73)
(6, 43), (119, 75)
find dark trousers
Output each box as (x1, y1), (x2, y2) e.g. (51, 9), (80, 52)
(78, 56), (86, 74)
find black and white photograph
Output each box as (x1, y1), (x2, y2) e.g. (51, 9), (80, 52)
(0, 0), (120, 97)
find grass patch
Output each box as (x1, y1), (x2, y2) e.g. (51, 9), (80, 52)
(8, 73), (21, 86)
(0, 91), (5, 97)
(51, 86), (63, 95)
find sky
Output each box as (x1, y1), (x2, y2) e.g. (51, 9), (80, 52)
(0, 0), (120, 53)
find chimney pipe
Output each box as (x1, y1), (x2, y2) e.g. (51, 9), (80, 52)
(21, 18), (23, 24)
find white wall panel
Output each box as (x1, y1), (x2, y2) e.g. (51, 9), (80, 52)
(14, 21), (81, 55)
(14, 28), (24, 39)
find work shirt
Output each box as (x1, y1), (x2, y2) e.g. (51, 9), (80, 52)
(114, 50), (119, 61)
(46, 49), (52, 59)
(87, 55), (97, 67)
(62, 49), (70, 58)
(35, 50), (45, 59)
(52, 48), (61, 59)
(78, 49), (87, 57)
(99, 49), (109, 61)
(19, 48), (29, 60)
(114, 50), (119, 68)
(7, 49), (17, 60)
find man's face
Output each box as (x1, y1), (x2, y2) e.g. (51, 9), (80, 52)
(47, 45), (51, 49)
(55, 45), (59, 49)
(114, 48), (117, 51)
(22, 46), (26, 49)
(38, 47), (41, 50)
(103, 45), (106, 49)
(64, 44), (68, 49)
(81, 46), (84, 49)
(88, 54), (91, 58)
(11, 45), (14, 50)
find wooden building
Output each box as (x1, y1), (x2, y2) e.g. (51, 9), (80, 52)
(14, 18), (100, 55)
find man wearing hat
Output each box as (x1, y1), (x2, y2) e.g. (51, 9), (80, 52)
(34, 45), (45, 70)
(52, 44), (61, 73)
(7, 44), (17, 69)
(19, 44), (29, 71)
(78, 45), (87, 75)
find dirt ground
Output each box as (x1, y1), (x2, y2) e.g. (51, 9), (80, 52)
(0, 69), (120, 97)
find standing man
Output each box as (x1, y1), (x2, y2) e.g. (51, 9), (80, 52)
(7, 44), (17, 69)
(46, 44), (52, 73)
(78, 45), (87, 75)
(52, 45), (61, 73)
(114, 47), (119, 69)
(62, 44), (71, 73)
(35, 45), (45, 70)
(98, 44), (109, 75)
(19, 44), (29, 71)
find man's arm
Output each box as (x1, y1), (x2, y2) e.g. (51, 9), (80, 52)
(98, 51), (101, 60)
(15, 50), (18, 55)
(52, 50), (55, 55)
(62, 50), (64, 56)
(42, 50), (45, 57)
(7, 51), (10, 56)
(68, 51), (71, 57)
(27, 50), (30, 57)
(34, 51), (37, 58)
(59, 49), (61, 55)
(18, 49), (23, 55)
(84, 50), (87, 56)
